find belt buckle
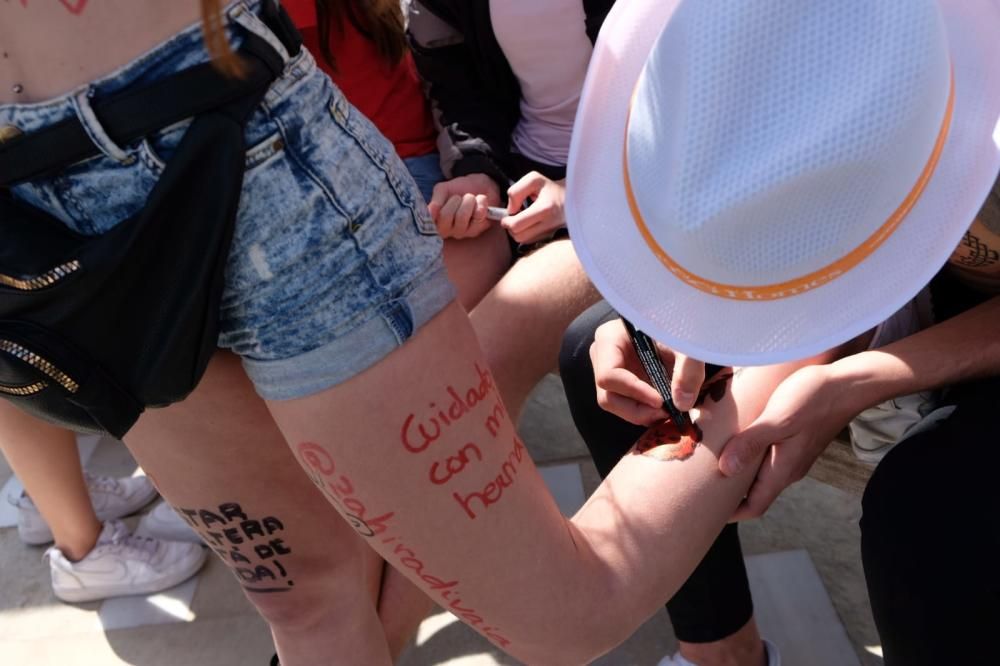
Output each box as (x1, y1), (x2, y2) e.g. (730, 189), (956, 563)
(0, 125), (23, 145)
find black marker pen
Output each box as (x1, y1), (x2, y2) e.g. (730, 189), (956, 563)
(621, 317), (692, 434)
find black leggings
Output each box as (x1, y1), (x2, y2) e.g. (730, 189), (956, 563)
(559, 301), (754, 643)
(861, 375), (1000, 665)
(560, 296), (1000, 663)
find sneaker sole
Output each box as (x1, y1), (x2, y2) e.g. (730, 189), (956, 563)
(52, 547), (208, 603)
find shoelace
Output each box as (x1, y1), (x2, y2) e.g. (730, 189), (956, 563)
(41, 521), (161, 565)
(6, 490), (24, 508)
(98, 520), (159, 562)
(83, 472), (124, 496)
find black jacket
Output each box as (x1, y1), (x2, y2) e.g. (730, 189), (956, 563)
(407, 0), (615, 188)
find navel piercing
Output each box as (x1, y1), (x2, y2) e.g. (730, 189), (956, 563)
(12, 83), (23, 94)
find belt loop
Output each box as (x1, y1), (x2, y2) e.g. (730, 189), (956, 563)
(229, 1), (291, 65)
(71, 87), (135, 165)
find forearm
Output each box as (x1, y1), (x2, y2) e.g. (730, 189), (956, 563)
(565, 362), (808, 658)
(828, 295), (1000, 414)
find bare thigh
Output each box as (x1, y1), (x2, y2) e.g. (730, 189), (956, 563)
(265, 302), (587, 662)
(124, 352), (389, 663)
(442, 224), (512, 311)
(471, 238), (601, 417)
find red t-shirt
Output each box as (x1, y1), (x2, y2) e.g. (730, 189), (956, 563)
(284, 0), (437, 159)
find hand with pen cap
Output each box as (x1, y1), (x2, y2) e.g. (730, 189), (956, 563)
(428, 173), (501, 239)
(590, 318), (708, 426)
(499, 171), (566, 245)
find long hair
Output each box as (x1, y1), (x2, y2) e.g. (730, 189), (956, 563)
(199, 0), (407, 75)
(317, 0), (407, 70)
(200, 0), (243, 76)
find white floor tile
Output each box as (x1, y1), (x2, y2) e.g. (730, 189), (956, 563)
(98, 575), (201, 631)
(747, 550), (861, 666)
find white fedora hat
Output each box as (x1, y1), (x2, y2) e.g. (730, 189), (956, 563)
(567, 0), (1000, 366)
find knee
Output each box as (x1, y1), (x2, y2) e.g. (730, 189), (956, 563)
(245, 573), (368, 633)
(233, 553), (371, 633)
(861, 443), (915, 539)
(860, 430), (943, 546)
(558, 325), (590, 379)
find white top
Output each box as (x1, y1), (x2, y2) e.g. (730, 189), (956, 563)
(490, 0), (593, 167)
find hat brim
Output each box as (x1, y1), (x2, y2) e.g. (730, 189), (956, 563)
(566, 0), (1000, 366)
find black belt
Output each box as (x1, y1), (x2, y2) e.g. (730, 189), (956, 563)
(0, 1), (301, 187)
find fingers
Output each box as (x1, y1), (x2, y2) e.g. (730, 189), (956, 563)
(590, 321), (668, 424)
(670, 353), (705, 411)
(502, 204), (550, 244)
(427, 180), (451, 221)
(429, 176), (500, 238)
(503, 173), (565, 244)
(455, 194), (479, 230)
(434, 193), (490, 239)
(730, 446), (785, 521)
(597, 388), (668, 426)
(436, 195), (465, 237)
(506, 171), (547, 213)
(719, 417), (786, 476)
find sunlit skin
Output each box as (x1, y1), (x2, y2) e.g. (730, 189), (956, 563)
(633, 369), (735, 462)
(633, 419), (700, 461)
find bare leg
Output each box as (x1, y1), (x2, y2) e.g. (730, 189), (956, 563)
(442, 224), (512, 311)
(377, 559), (436, 661)
(125, 352), (393, 666)
(0, 406), (100, 560)
(471, 238), (600, 418)
(680, 618), (768, 666)
(265, 302), (795, 664)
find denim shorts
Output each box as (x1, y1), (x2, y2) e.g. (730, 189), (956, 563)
(0, 2), (455, 400)
(402, 153), (445, 206)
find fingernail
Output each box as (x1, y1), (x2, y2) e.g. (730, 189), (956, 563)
(674, 390), (694, 411)
(722, 457), (743, 476)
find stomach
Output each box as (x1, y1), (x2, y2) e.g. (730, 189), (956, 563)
(0, 0), (203, 105)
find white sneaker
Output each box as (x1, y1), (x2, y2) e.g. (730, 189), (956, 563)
(14, 473), (159, 545)
(656, 639), (781, 666)
(47, 519), (208, 603)
(136, 501), (202, 544)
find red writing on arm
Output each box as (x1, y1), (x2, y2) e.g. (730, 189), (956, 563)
(297, 442), (395, 537)
(430, 442), (484, 485)
(20, 0), (90, 15)
(452, 435), (529, 519)
(388, 539), (511, 647)
(483, 399), (508, 439)
(401, 363), (496, 453)
(295, 441), (513, 648)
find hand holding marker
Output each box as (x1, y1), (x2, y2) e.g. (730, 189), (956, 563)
(486, 206), (511, 222)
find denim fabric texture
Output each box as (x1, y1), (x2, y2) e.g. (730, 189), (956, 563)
(402, 152), (445, 207)
(0, 1), (454, 400)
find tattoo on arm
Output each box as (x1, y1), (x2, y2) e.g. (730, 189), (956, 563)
(633, 420), (699, 461)
(633, 369), (740, 461)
